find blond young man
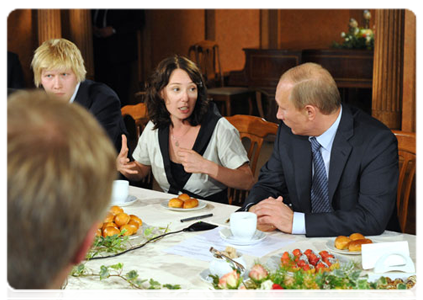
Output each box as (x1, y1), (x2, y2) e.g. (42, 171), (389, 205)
(8, 90), (117, 288)
(242, 63), (400, 237)
(31, 38), (127, 152)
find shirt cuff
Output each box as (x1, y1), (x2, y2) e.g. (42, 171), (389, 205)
(292, 212), (306, 235)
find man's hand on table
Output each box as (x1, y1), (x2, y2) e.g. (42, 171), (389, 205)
(249, 196), (293, 234)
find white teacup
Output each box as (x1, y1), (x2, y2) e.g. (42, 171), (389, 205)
(111, 180), (129, 204)
(230, 212), (257, 241)
(209, 253), (246, 278)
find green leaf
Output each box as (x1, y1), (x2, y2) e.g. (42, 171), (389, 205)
(397, 283), (407, 289)
(110, 263), (123, 270)
(163, 284), (181, 290)
(126, 270), (139, 280)
(99, 265), (110, 280)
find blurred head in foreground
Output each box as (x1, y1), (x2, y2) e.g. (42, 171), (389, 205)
(8, 90), (117, 289)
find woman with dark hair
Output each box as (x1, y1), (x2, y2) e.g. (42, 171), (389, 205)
(117, 55), (255, 203)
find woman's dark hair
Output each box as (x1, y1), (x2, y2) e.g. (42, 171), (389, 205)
(145, 55), (209, 129)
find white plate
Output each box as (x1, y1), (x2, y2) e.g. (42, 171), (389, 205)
(111, 195), (138, 207)
(160, 199), (207, 211)
(219, 227), (266, 246)
(199, 268), (249, 284)
(265, 252), (351, 271)
(325, 240), (361, 255)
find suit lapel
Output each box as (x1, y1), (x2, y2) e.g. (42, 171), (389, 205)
(328, 106), (354, 202)
(292, 135), (312, 212)
(73, 80), (91, 108)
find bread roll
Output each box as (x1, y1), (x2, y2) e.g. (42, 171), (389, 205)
(168, 198), (184, 208)
(183, 198), (199, 209)
(348, 238), (373, 252)
(349, 233), (365, 241)
(334, 235), (351, 250)
(178, 193), (191, 201)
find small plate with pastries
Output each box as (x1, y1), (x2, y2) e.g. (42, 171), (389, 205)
(161, 193), (207, 211)
(326, 233), (374, 255)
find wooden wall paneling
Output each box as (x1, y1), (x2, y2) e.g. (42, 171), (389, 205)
(37, 9), (62, 43)
(401, 10), (416, 132)
(7, 9), (36, 88)
(371, 9), (404, 129)
(68, 9), (95, 80)
(205, 10), (215, 41)
(214, 10), (260, 73)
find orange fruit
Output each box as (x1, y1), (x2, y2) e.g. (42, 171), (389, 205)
(103, 212), (114, 223)
(114, 212), (130, 227)
(120, 223), (138, 236)
(110, 205), (124, 215)
(96, 221), (103, 229)
(178, 193), (190, 201)
(96, 228), (102, 237)
(129, 215), (142, 227)
(102, 226), (120, 237)
(102, 222), (118, 231)
(128, 220), (140, 229)
(349, 233), (365, 241)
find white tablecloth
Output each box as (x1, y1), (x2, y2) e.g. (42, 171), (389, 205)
(27, 186), (417, 299)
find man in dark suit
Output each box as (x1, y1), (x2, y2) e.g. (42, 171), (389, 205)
(92, 9), (145, 107)
(31, 38), (127, 152)
(8, 51), (25, 89)
(242, 63), (400, 237)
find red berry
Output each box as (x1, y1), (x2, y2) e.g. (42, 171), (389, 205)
(272, 283), (284, 289)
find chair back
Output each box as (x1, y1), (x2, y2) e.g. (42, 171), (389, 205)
(392, 130), (416, 233)
(225, 115), (279, 206)
(121, 103), (153, 189)
(121, 103), (148, 138)
(188, 40), (224, 87)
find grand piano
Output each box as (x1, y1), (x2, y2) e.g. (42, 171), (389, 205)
(228, 48), (374, 122)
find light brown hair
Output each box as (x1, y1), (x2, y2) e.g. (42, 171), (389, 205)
(280, 62), (341, 114)
(8, 90), (116, 288)
(31, 38), (87, 87)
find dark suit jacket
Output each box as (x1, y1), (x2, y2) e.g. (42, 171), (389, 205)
(74, 80), (127, 152)
(7, 51), (25, 89)
(242, 105), (399, 237)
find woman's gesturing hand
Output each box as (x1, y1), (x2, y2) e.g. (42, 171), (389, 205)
(116, 135), (139, 176)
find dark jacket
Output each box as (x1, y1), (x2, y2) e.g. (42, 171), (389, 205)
(74, 80), (127, 152)
(243, 105), (400, 237)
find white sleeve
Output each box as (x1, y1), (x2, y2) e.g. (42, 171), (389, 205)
(215, 118), (249, 169)
(131, 121), (155, 166)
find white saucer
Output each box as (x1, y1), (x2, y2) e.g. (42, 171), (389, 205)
(219, 227), (266, 246)
(111, 195), (137, 207)
(199, 268), (249, 284)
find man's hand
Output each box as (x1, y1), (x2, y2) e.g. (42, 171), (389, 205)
(250, 196), (294, 234)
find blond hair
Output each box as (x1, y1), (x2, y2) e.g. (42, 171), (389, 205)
(7, 90), (117, 288)
(280, 62), (341, 114)
(31, 38), (87, 87)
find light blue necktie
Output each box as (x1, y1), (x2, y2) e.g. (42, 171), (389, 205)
(310, 137), (332, 213)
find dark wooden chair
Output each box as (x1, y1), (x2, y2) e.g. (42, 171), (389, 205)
(188, 40), (255, 116)
(392, 130), (416, 233)
(121, 103), (153, 189)
(225, 115), (279, 206)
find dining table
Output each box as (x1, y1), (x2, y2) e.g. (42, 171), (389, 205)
(58, 185), (417, 300)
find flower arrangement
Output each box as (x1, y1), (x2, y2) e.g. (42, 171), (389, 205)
(332, 10), (374, 50)
(206, 263), (420, 300)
